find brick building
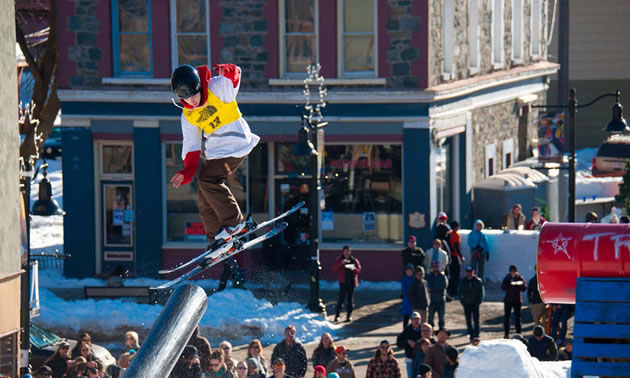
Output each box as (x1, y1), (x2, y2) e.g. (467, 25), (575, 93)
(57, 0), (557, 280)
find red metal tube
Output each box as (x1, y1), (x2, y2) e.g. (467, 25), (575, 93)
(537, 222), (630, 304)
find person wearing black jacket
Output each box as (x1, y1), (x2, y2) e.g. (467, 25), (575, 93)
(501, 265), (527, 338)
(458, 265), (484, 339)
(271, 326), (307, 378)
(397, 313), (422, 378)
(401, 236), (425, 271)
(527, 272), (546, 328)
(528, 325), (558, 361)
(408, 266), (429, 323)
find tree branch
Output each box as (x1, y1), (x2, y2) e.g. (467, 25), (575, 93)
(15, 21), (43, 84)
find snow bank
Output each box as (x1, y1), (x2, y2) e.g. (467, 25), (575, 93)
(576, 175), (621, 199)
(459, 339), (570, 378)
(38, 288), (336, 345)
(460, 230), (538, 283)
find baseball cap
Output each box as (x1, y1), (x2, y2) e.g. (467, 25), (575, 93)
(335, 345), (348, 354)
(438, 212), (448, 220)
(182, 345), (198, 358)
(407, 235), (416, 242)
(246, 358), (258, 367)
(273, 357), (285, 366)
(465, 265), (473, 272)
(410, 312), (421, 320)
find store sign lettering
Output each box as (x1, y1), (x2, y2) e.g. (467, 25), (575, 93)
(329, 159), (392, 169)
(185, 221), (206, 240)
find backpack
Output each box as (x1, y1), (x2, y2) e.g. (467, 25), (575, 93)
(396, 330), (406, 350)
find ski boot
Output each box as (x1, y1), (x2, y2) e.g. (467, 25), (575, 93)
(209, 215), (258, 249)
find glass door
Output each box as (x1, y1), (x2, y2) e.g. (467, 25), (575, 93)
(102, 182), (135, 272)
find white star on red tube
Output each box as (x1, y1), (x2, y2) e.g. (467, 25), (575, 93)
(546, 233), (573, 259)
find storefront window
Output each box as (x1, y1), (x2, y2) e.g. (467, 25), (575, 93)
(276, 143), (310, 174)
(0, 332), (17, 378)
(164, 143), (249, 242)
(104, 184), (133, 246)
(322, 144), (402, 242)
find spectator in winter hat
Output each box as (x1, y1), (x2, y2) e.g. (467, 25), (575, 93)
(402, 235), (425, 273)
(424, 239), (449, 274)
(245, 357), (264, 378)
(313, 365), (327, 378)
(417, 363), (432, 378)
(501, 265), (527, 338)
(171, 345), (203, 378)
(467, 220), (489, 279)
(458, 265), (484, 340)
(366, 340), (401, 378)
(399, 312), (422, 378)
(326, 346), (355, 378)
(433, 212), (452, 256)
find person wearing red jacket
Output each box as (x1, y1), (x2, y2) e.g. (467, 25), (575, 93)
(333, 246), (362, 323)
(169, 64), (260, 246)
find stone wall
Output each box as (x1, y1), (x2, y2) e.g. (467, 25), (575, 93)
(0, 0), (20, 275)
(470, 92), (544, 184)
(386, 0), (421, 88)
(66, 0), (101, 87)
(429, 0), (548, 87)
(218, 0), (269, 88)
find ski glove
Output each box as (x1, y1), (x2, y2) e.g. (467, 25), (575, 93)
(213, 63), (241, 88)
(177, 150), (201, 185)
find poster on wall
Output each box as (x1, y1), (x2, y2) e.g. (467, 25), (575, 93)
(185, 221), (206, 241)
(537, 112), (565, 160)
(113, 210), (124, 225)
(363, 212), (376, 232)
(322, 211), (334, 230)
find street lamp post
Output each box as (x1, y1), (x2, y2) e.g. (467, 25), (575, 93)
(534, 89), (628, 222)
(294, 64), (327, 313)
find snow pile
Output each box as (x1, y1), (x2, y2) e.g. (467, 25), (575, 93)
(38, 288), (336, 345)
(458, 339), (570, 378)
(576, 175), (621, 199)
(460, 230), (539, 282)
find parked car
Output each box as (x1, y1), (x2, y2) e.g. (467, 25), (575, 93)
(30, 322), (116, 370)
(42, 127), (62, 158)
(592, 135), (630, 176)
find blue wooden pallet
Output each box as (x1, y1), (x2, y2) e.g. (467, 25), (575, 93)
(572, 277), (630, 378)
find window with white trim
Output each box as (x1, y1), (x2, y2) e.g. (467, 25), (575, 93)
(113, 0), (152, 76)
(485, 144), (497, 177)
(442, 0), (454, 79)
(280, 0), (318, 76)
(492, 0), (504, 67)
(502, 138), (514, 169)
(469, 0), (480, 72)
(338, 0), (376, 77)
(531, 0), (542, 56)
(170, 0), (210, 68)
(512, 0), (523, 61)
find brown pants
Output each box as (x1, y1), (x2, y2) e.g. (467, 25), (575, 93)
(197, 156), (245, 241)
(530, 302), (547, 328)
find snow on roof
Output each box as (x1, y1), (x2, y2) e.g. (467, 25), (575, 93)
(473, 173), (537, 190)
(499, 167), (549, 183)
(603, 134), (630, 144)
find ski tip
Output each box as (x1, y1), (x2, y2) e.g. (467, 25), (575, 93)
(157, 269), (170, 275)
(295, 201), (306, 208)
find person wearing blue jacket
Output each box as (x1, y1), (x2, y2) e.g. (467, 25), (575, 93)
(467, 220), (489, 280)
(401, 263), (415, 329)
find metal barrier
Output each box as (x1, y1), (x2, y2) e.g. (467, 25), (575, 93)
(30, 251), (70, 271)
(125, 284), (208, 378)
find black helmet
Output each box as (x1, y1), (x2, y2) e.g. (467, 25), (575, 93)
(171, 65), (201, 99)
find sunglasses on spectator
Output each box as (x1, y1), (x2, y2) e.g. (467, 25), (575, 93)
(221, 346), (230, 350)
(250, 345), (260, 349)
(210, 363), (220, 367)
(273, 363), (284, 367)
(380, 346), (389, 350)
(287, 332), (295, 336)
(237, 366), (247, 370)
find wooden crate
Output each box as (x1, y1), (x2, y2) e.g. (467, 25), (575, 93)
(572, 277), (630, 377)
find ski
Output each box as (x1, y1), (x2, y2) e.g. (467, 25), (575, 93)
(154, 222), (288, 290)
(158, 201), (304, 275)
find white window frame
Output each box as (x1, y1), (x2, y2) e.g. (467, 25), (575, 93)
(491, 0), (505, 68)
(485, 143), (497, 177)
(469, 0), (480, 74)
(530, 0), (542, 57)
(279, 0), (319, 78)
(502, 138), (514, 169)
(511, 0), (524, 63)
(337, 0), (378, 78)
(169, 0), (211, 69)
(98, 141), (135, 180)
(441, 0), (454, 80)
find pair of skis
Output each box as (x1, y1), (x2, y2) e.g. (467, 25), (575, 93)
(155, 201), (304, 290)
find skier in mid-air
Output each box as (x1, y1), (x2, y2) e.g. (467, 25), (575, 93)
(170, 63), (259, 288)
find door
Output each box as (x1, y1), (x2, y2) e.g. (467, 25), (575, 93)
(272, 177), (312, 268)
(102, 182), (135, 273)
